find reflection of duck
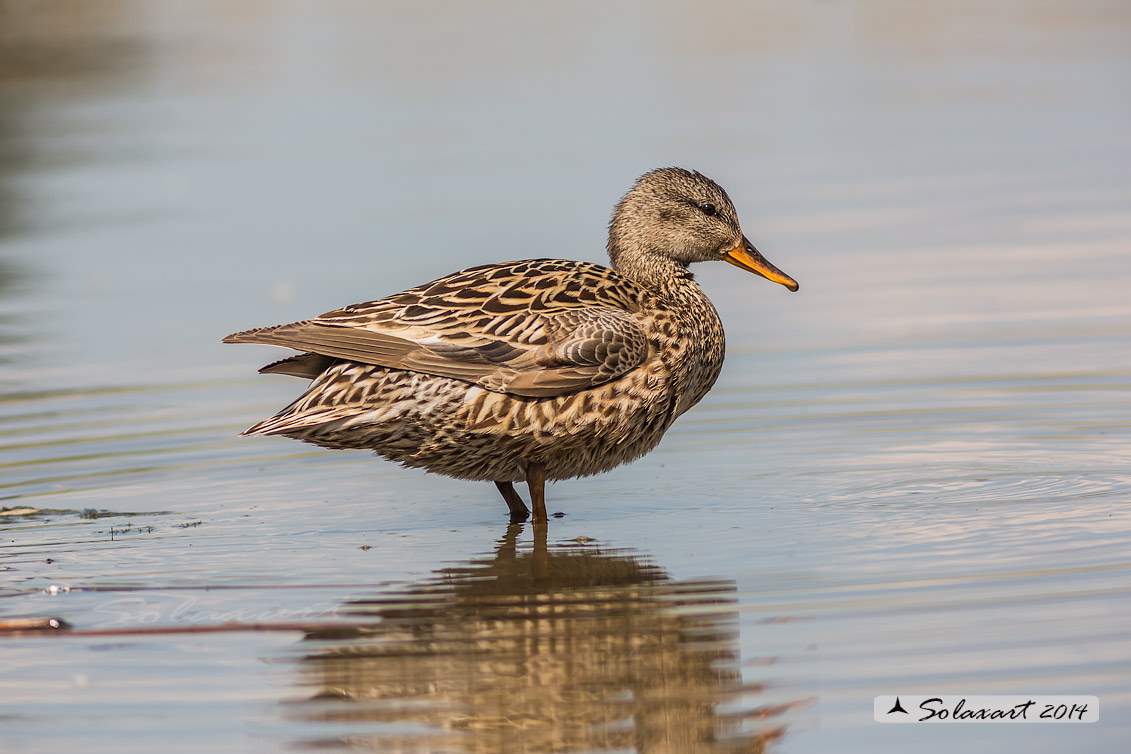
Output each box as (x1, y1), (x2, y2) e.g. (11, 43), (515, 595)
(288, 524), (791, 752)
(224, 168), (798, 520)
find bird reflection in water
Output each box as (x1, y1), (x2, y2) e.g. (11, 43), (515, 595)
(287, 523), (795, 752)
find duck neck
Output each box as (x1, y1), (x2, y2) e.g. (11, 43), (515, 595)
(608, 246), (696, 297)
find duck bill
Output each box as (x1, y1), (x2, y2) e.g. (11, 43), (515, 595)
(724, 237), (799, 291)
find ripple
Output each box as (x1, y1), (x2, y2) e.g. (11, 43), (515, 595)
(0, 377), (311, 502)
(842, 471), (1131, 507)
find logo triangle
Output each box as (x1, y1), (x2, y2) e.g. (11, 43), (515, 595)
(888, 697), (909, 714)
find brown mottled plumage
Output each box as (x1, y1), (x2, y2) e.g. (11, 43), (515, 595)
(223, 168), (798, 521)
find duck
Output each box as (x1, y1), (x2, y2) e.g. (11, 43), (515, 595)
(223, 167), (798, 521)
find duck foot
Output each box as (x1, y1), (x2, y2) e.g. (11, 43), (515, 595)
(495, 481), (529, 522)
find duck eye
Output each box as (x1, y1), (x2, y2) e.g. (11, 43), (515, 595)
(699, 203), (717, 216)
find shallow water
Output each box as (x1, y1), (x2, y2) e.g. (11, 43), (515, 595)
(2, 1), (1130, 752)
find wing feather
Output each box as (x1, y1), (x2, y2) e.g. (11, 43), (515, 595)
(222, 259), (656, 397)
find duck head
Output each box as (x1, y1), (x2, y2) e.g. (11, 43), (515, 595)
(607, 167), (798, 292)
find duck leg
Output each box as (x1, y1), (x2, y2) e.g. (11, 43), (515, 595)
(495, 481), (529, 521)
(526, 462), (547, 522)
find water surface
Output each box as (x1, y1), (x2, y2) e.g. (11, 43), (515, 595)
(2, 1), (1130, 752)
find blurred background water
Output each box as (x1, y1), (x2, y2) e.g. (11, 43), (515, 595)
(1, 1), (1129, 752)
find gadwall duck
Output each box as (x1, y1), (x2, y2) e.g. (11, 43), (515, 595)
(224, 168), (798, 521)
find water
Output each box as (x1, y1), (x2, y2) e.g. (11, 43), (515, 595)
(2, 1), (1130, 752)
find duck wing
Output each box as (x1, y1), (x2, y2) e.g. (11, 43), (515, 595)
(222, 259), (653, 398)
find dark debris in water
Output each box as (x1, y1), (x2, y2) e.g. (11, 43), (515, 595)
(81, 508), (171, 520)
(0, 506), (174, 521)
(106, 521), (158, 540)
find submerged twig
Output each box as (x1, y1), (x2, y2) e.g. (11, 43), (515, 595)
(0, 616), (363, 638)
